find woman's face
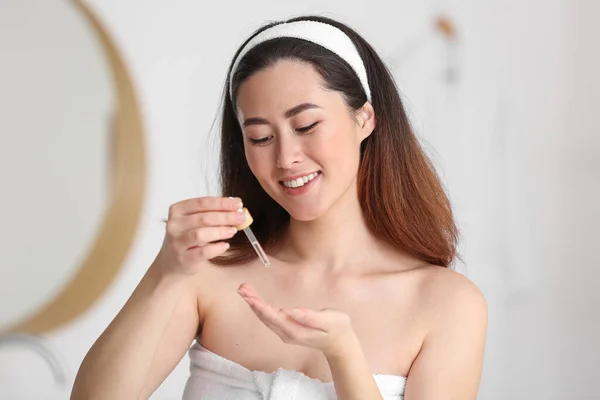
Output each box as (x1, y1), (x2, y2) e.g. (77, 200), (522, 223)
(236, 59), (374, 221)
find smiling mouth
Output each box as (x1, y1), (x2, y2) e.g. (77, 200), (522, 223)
(279, 171), (321, 188)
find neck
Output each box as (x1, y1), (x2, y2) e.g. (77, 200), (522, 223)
(276, 181), (385, 273)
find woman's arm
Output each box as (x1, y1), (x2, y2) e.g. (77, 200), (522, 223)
(70, 263), (200, 400)
(71, 196), (244, 399)
(325, 333), (384, 400)
(403, 274), (488, 399)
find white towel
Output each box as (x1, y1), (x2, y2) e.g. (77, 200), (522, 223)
(182, 342), (405, 400)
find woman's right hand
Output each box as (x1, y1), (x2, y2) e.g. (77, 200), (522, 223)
(153, 196), (246, 277)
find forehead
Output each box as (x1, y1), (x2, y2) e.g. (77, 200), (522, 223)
(236, 60), (332, 117)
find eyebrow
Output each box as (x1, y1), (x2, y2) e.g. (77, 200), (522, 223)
(242, 103), (322, 127)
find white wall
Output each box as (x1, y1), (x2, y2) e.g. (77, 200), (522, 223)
(558, 0), (600, 397)
(1, 1), (598, 399)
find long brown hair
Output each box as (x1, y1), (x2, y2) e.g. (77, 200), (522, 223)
(212, 15), (459, 268)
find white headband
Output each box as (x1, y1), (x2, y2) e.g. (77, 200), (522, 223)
(229, 20), (372, 102)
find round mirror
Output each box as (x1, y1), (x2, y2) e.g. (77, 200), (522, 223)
(0, 0), (145, 334)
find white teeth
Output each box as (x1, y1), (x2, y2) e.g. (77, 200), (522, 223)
(282, 172), (319, 188)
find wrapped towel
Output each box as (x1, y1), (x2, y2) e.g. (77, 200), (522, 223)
(182, 341), (405, 400)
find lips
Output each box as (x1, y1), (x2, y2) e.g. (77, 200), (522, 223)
(280, 171), (321, 188)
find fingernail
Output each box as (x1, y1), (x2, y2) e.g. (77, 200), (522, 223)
(291, 309), (304, 318)
(229, 196), (243, 209)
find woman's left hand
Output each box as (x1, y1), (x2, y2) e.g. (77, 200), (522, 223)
(237, 283), (356, 359)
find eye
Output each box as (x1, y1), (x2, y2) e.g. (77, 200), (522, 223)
(296, 121), (320, 133)
(249, 136), (273, 145)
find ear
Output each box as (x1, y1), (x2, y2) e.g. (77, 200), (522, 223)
(355, 102), (376, 141)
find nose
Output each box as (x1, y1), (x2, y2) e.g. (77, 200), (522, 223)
(275, 134), (303, 169)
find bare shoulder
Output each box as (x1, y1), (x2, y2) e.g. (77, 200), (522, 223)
(397, 266), (487, 396)
(411, 265), (487, 328)
(191, 254), (253, 322)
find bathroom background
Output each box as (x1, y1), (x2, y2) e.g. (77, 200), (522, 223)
(0, 0), (598, 399)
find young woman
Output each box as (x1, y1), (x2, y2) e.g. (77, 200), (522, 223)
(72, 15), (487, 400)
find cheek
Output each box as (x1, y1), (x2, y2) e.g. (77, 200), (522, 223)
(245, 147), (271, 178)
(315, 126), (360, 167)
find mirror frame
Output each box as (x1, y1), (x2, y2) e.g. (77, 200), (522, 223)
(1, 0), (146, 334)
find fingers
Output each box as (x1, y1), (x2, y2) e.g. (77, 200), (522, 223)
(238, 283), (259, 298)
(237, 285), (327, 346)
(245, 295), (321, 343)
(158, 196), (245, 272)
(189, 241), (231, 261)
(286, 308), (349, 332)
(238, 284), (327, 330)
(165, 197), (248, 251)
(236, 284), (355, 355)
(170, 211), (247, 233)
(243, 295), (285, 329)
(169, 196), (242, 218)
(178, 226), (238, 249)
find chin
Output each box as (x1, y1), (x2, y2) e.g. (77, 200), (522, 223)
(259, 175), (333, 222)
(261, 187), (322, 221)
(282, 201), (329, 222)
(287, 208), (320, 222)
